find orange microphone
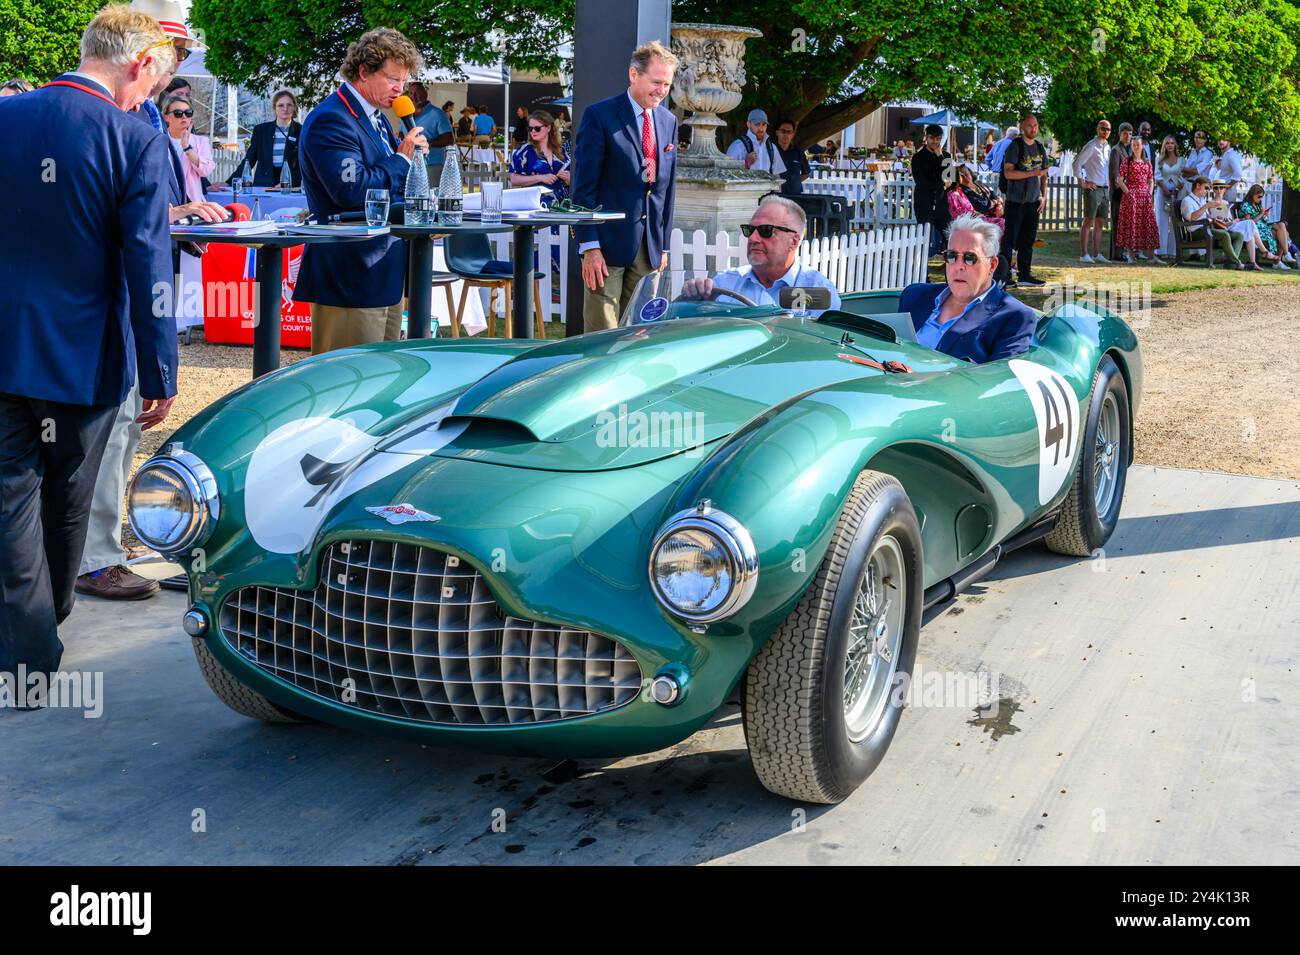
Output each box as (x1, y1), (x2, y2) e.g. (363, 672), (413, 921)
(391, 94), (418, 135)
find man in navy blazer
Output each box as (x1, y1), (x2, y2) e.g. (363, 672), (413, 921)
(295, 28), (427, 354)
(0, 7), (179, 691)
(571, 40), (679, 332)
(904, 211), (1034, 361)
(899, 213), (1039, 363)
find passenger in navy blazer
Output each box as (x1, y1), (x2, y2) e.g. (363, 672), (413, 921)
(572, 40), (679, 332)
(899, 213), (1039, 364)
(0, 8), (179, 684)
(294, 28), (427, 354)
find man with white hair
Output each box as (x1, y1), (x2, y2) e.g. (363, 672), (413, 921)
(0, 4), (179, 695)
(76, 0), (223, 603)
(985, 125), (1020, 177)
(678, 195), (840, 312)
(898, 213), (1038, 363)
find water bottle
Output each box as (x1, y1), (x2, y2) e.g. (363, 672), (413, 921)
(279, 159), (293, 193)
(438, 148), (463, 225)
(252, 196), (262, 220)
(404, 149), (431, 225)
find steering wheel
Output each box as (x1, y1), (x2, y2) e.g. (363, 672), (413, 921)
(706, 287), (759, 307)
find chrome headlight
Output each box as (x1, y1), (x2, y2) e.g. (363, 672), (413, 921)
(649, 503), (758, 623)
(127, 451), (219, 556)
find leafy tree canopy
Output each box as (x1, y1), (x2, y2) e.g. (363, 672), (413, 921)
(0, 0), (103, 84)
(191, 0), (572, 102)
(1042, 0), (1300, 181)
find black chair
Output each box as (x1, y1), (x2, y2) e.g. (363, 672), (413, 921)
(1171, 197), (1217, 268)
(444, 232), (545, 337)
(783, 194), (836, 239)
(820, 195), (851, 236)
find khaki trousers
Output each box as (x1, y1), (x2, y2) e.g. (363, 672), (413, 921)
(77, 379), (141, 575)
(582, 241), (655, 333)
(310, 301), (405, 355)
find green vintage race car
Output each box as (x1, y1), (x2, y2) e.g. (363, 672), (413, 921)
(128, 272), (1141, 803)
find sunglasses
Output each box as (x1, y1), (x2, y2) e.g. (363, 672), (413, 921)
(168, 109), (194, 118)
(136, 38), (174, 62)
(551, 198), (602, 214)
(741, 223), (799, 238)
(943, 250), (987, 265)
(528, 124), (546, 132)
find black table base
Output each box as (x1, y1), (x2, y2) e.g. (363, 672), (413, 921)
(253, 247), (282, 378)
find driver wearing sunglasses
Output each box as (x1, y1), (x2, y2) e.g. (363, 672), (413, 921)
(678, 196), (840, 313)
(898, 212), (1038, 363)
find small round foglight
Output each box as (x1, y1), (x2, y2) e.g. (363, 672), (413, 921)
(182, 608), (209, 637)
(649, 505), (758, 623)
(127, 451), (219, 556)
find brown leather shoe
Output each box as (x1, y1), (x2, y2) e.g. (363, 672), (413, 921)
(75, 564), (160, 600)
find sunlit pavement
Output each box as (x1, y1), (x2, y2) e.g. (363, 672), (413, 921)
(1, 466), (1296, 865)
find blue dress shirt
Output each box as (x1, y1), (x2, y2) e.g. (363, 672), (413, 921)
(711, 259), (841, 313)
(916, 282), (998, 350)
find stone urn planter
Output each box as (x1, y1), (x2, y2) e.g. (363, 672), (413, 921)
(669, 22), (780, 236)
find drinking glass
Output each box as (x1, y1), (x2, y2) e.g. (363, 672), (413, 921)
(365, 189), (390, 227)
(480, 181), (503, 223)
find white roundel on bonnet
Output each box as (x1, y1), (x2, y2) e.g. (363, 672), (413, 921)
(1009, 359), (1081, 506)
(244, 417), (378, 554)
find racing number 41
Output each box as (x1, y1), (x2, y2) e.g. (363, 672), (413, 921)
(1037, 379), (1074, 466)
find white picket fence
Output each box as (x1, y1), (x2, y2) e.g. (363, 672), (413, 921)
(805, 167), (1287, 232)
(482, 222), (932, 323)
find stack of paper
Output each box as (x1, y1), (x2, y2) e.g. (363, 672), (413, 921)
(461, 186), (549, 213)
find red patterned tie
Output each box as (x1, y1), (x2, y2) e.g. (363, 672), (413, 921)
(642, 110), (656, 184)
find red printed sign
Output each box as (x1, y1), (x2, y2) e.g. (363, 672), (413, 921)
(200, 243), (313, 348)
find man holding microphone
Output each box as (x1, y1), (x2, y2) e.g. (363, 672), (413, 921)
(0, 5), (179, 696)
(295, 27), (428, 353)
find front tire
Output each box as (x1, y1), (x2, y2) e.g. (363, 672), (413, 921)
(191, 638), (304, 723)
(1045, 356), (1131, 556)
(743, 470), (923, 804)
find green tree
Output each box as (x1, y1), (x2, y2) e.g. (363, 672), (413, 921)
(0, 0), (103, 85)
(1042, 0), (1300, 182)
(190, 0), (572, 102)
(671, 0), (1166, 147)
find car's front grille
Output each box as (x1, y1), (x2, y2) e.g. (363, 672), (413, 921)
(217, 540), (643, 726)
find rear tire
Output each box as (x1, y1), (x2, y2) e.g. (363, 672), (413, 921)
(1045, 356), (1131, 556)
(191, 638), (303, 723)
(743, 470), (923, 804)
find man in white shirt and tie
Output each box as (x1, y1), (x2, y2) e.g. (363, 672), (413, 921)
(571, 41), (680, 332)
(726, 109), (787, 177)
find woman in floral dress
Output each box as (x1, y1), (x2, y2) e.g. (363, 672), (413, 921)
(1239, 184), (1294, 267)
(509, 109), (571, 206)
(1116, 136), (1160, 261)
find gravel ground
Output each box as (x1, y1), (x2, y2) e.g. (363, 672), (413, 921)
(126, 284), (1299, 543)
(1126, 285), (1300, 480)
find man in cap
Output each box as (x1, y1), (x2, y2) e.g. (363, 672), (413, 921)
(727, 109), (787, 177)
(74, 0), (219, 602)
(0, 4), (179, 693)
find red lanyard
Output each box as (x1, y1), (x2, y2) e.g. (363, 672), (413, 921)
(335, 88), (359, 118)
(43, 79), (117, 107)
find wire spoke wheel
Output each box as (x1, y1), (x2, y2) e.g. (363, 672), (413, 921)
(1093, 392), (1121, 515)
(843, 535), (905, 741)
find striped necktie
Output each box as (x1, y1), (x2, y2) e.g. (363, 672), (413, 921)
(373, 110), (393, 156)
